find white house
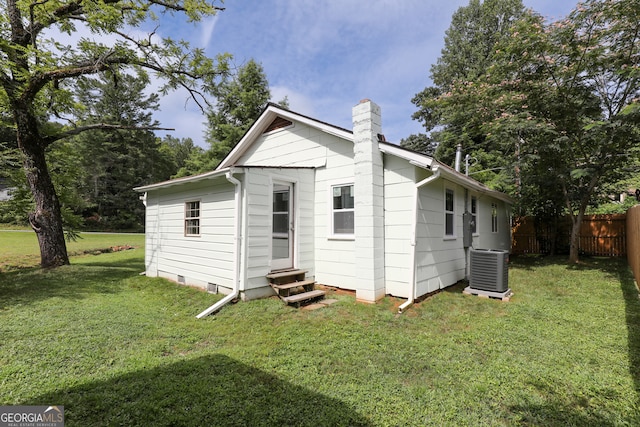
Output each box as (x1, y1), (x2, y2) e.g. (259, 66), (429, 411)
(0, 178), (13, 201)
(135, 100), (512, 315)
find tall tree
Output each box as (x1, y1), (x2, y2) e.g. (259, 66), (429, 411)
(157, 135), (200, 178)
(177, 59), (286, 176)
(412, 0), (525, 174)
(74, 72), (165, 230)
(399, 133), (437, 157)
(0, 0), (229, 267)
(206, 59), (272, 159)
(436, 0), (640, 262)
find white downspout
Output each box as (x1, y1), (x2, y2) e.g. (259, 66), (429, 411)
(398, 167), (441, 314)
(196, 169), (242, 318)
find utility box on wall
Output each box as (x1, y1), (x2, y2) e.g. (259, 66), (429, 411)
(469, 248), (509, 292)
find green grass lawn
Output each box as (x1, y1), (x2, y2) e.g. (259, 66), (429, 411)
(0, 230), (144, 270)
(0, 237), (639, 426)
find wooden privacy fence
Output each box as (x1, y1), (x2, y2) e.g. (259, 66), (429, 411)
(512, 214), (627, 257)
(627, 205), (640, 284)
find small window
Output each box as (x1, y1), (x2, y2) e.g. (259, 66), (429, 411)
(471, 196), (478, 234)
(491, 203), (498, 233)
(332, 184), (354, 235)
(185, 201), (200, 236)
(445, 188), (455, 237)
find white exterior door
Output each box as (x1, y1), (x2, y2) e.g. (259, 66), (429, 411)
(271, 182), (294, 271)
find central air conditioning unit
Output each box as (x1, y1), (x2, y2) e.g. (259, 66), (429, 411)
(469, 248), (509, 292)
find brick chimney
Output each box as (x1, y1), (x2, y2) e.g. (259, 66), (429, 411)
(352, 99), (385, 302)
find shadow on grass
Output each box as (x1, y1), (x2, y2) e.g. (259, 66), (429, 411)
(507, 379), (627, 426)
(565, 256), (640, 403)
(0, 256), (142, 309)
(508, 255), (640, 424)
(617, 260), (640, 410)
(31, 354), (372, 427)
(508, 253), (558, 271)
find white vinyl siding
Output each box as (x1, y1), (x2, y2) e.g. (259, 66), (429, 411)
(242, 168), (315, 293)
(414, 178), (466, 297)
(314, 137), (356, 289)
(230, 120), (357, 292)
(382, 155), (414, 297)
(143, 178), (237, 290)
(235, 124), (329, 168)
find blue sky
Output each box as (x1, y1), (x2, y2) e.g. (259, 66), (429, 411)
(153, 0), (578, 147)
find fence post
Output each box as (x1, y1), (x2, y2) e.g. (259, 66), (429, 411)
(627, 205), (640, 285)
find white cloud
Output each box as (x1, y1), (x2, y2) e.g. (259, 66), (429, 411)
(41, 0), (582, 152)
(271, 86), (315, 115)
(198, 16), (219, 48)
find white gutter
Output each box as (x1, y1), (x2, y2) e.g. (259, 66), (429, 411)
(398, 167), (441, 314)
(196, 169), (242, 318)
(134, 168), (231, 192)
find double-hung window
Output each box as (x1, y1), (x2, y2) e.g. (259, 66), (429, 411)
(445, 188), (455, 237)
(471, 196), (478, 234)
(491, 203), (498, 233)
(185, 201), (201, 236)
(332, 184), (354, 236)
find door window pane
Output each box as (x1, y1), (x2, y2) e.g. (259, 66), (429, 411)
(332, 184), (354, 234)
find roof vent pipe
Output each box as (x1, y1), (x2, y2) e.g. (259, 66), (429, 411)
(455, 144), (463, 172)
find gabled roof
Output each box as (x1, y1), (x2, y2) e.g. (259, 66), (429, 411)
(217, 103), (353, 169)
(217, 103), (513, 204)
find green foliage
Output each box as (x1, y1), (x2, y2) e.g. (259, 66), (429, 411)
(207, 59), (271, 151)
(589, 195), (637, 214)
(0, 135), (85, 231)
(177, 59), (281, 176)
(399, 133), (437, 156)
(0, 243), (639, 425)
(412, 0), (526, 172)
(156, 135), (201, 178)
(1, 0), (229, 266)
(72, 73), (167, 230)
(418, 0), (640, 261)
(498, 1), (639, 259)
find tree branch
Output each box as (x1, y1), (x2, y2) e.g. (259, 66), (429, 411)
(43, 123), (175, 145)
(148, 0), (224, 12)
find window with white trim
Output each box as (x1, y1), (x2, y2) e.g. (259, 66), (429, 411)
(471, 196), (478, 234)
(185, 201), (200, 236)
(332, 184), (354, 235)
(445, 188), (455, 237)
(491, 202), (498, 233)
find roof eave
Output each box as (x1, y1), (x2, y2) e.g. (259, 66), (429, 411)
(433, 162), (514, 204)
(217, 104), (353, 170)
(134, 167), (234, 192)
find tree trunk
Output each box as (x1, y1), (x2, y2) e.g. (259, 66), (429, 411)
(16, 113), (70, 268)
(568, 211), (584, 264)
